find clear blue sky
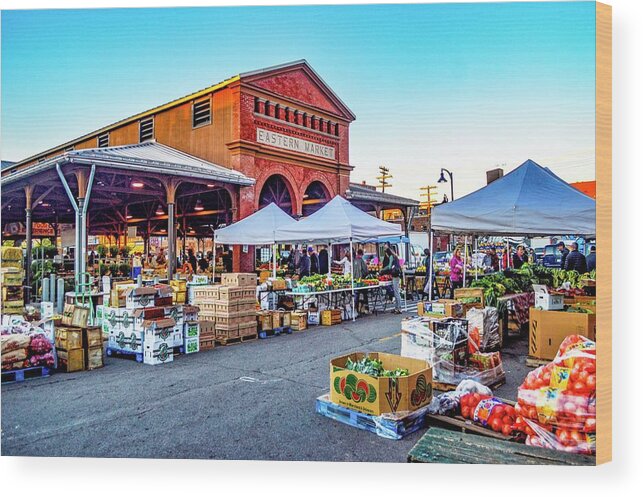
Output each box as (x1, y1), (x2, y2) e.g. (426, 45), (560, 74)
(1, 2), (596, 199)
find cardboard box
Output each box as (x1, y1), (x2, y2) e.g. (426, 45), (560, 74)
(104, 307), (138, 333)
(169, 279), (187, 292)
(198, 320), (216, 339)
(529, 308), (597, 360)
(533, 284), (564, 311)
(125, 287), (157, 309)
(111, 283), (137, 307)
(83, 326), (103, 349)
(218, 286), (244, 301)
(330, 352), (433, 416)
(143, 341), (173, 365)
(55, 326), (83, 350)
(281, 311), (292, 328)
(183, 305), (200, 322)
(173, 291), (186, 304)
(454, 287), (485, 309)
(308, 309), (320, 325)
(221, 273), (257, 287)
(108, 330), (144, 353)
(56, 348), (85, 372)
(184, 321), (200, 339)
(321, 309), (342, 326)
(183, 336), (199, 354)
(154, 296), (173, 307)
(163, 305), (184, 327)
(85, 346), (104, 370)
(238, 322), (257, 337)
(258, 311), (272, 331)
(417, 299), (464, 318)
(290, 311), (307, 331)
(191, 285), (219, 301)
(142, 317), (176, 344)
(272, 311), (282, 329)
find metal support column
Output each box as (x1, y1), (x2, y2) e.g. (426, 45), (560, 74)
(167, 202), (176, 279)
(24, 185), (34, 304)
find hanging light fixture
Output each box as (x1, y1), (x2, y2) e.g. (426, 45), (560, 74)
(155, 204), (164, 216)
(131, 179), (144, 188)
(194, 198), (204, 211)
(206, 183), (215, 188)
(126, 214), (133, 219)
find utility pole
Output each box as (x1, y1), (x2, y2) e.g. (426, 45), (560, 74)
(419, 185), (438, 242)
(376, 166), (393, 193)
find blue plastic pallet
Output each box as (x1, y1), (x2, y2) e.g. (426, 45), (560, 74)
(2, 366), (51, 384)
(315, 393), (431, 440)
(258, 326), (292, 339)
(106, 347), (143, 363)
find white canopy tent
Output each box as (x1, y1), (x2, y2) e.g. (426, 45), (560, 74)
(274, 195), (404, 320)
(213, 202), (297, 278)
(426, 159), (596, 293)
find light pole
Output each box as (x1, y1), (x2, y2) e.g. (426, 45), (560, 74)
(438, 168), (455, 201)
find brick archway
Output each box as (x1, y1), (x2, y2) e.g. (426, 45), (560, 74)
(255, 173), (299, 216)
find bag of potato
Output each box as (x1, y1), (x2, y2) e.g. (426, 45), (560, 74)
(1, 334), (31, 354)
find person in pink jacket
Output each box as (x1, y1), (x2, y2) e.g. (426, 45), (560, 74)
(450, 247), (464, 289)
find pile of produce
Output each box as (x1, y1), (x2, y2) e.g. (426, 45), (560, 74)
(515, 335), (596, 454)
(345, 356), (409, 377)
(1, 329), (54, 371)
(459, 392), (519, 437)
(378, 274), (392, 282)
(354, 278), (379, 287)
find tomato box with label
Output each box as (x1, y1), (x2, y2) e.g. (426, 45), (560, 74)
(529, 308), (597, 360)
(329, 352), (433, 416)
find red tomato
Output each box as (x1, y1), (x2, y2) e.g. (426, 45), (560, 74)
(586, 374), (596, 391)
(557, 429), (570, 446)
(584, 417), (597, 432)
(563, 401), (577, 413)
(572, 381), (587, 394)
(461, 406), (471, 419)
(490, 418), (502, 432)
(578, 370), (589, 383)
(502, 424), (513, 436)
(505, 405), (515, 417)
(542, 371), (552, 384)
(472, 393), (481, 405)
(502, 415), (513, 425)
(528, 407), (538, 419)
(569, 430), (583, 446)
(493, 405), (505, 417)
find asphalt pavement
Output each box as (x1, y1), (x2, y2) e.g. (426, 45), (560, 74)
(1, 312), (530, 462)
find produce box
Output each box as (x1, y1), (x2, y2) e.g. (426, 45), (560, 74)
(191, 285), (219, 301)
(154, 284), (174, 299)
(1, 300), (24, 314)
(1, 246), (23, 261)
(95, 304), (105, 326)
(258, 311), (273, 331)
(0, 268), (24, 286)
(125, 287), (157, 309)
(108, 330), (144, 353)
(173, 291), (186, 304)
(111, 283), (137, 307)
(199, 311), (216, 322)
(218, 286), (244, 301)
(271, 279), (287, 291)
(215, 301), (238, 313)
(529, 308), (597, 361)
(272, 310), (282, 329)
(55, 326), (83, 350)
(533, 284), (564, 311)
(83, 326), (103, 349)
(221, 273), (257, 287)
(184, 321), (200, 339)
(417, 299), (464, 318)
(216, 315), (241, 327)
(200, 338), (215, 351)
(281, 311), (292, 328)
(240, 288), (255, 300)
(308, 309), (320, 326)
(85, 346), (104, 370)
(330, 352), (433, 416)
(182, 336), (199, 354)
(238, 314), (256, 326)
(238, 322), (257, 337)
(143, 341), (173, 365)
(290, 311), (307, 331)
(57, 348), (85, 372)
(198, 320), (216, 339)
(183, 305), (200, 322)
(0, 259), (22, 269)
(154, 296), (173, 307)
(163, 305), (184, 326)
(215, 324), (239, 338)
(61, 303), (75, 326)
(237, 302), (256, 313)
(321, 309), (342, 326)
(454, 287), (485, 309)
(169, 279), (187, 292)
(172, 325), (184, 347)
(71, 306), (90, 328)
(142, 317), (176, 344)
(104, 307), (138, 333)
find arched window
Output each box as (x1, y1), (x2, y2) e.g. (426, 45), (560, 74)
(302, 180), (330, 216)
(259, 175), (295, 215)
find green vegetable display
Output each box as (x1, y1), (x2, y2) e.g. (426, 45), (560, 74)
(345, 356), (409, 378)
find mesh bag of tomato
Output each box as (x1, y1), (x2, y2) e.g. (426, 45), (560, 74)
(514, 335), (596, 455)
(458, 392), (522, 439)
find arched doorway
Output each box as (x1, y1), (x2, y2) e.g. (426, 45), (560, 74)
(302, 180), (330, 216)
(258, 174), (295, 215)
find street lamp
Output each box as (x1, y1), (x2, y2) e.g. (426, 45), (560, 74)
(438, 168), (455, 201)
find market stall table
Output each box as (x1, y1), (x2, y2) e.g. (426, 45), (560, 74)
(286, 281), (394, 315)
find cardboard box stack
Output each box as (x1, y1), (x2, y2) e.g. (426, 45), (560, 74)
(54, 322), (103, 373)
(1, 247), (25, 315)
(170, 279), (187, 304)
(98, 283), (201, 364)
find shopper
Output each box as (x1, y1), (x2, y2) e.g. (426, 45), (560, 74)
(557, 242), (570, 269)
(450, 247), (464, 289)
(353, 249), (370, 314)
(308, 246), (319, 274)
(298, 248), (311, 278)
(197, 254), (209, 272)
(334, 249), (352, 277)
(501, 246), (512, 269)
(382, 248), (402, 314)
(564, 242), (587, 273)
(318, 246), (329, 275)
(422, 248), (432, 299)
(586, 246), (596, 272)
(512, 245), (528, 269)
(155, 247), (167, 266)
(187, 248), (198, 273)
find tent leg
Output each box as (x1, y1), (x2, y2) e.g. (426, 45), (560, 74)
(349, 238), (355, 322)
(328, 243), (332, 279)
(474, 236), (478, 280)
(212, 237), (216, 283)
(462, 236), (467, 289)
(426, 230), (434, 299)
(272, 244), (277, 279)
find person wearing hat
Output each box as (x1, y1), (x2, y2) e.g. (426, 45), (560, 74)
(557, 241), (570, 269)
(298, 247), (311, 278)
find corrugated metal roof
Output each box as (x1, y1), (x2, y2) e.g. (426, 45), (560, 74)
(346, 183), (419, 207)
(1, 141), (254, 187)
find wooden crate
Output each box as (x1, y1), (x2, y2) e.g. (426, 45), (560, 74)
(56, 348), (85, 373)
(290, 312), (308, 331)
(271, 311), (282, 329)
(199, 338), (215, 351)
(83, 326), (103, 349)
(454, 287), (485, 308)
(321, 309), (342, 326)
(85, 346), (104, 370)
(281, 311), (292, 328)
(258, 311), (273, 331)
(55, 326), (83, 350)
(191, 285), (219, 301)
(221, 273), (257, 287)
(239, 322), (258, 337)
(215, 301), (238, 313)
(218, 286), (244, 301)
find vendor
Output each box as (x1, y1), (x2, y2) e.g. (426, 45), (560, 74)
(512, 245), (528, 269)
(308, 246), (320, 274)
(298, 248), (311, 277)
(155, 248), (167, 266)
(334, 249), (352, 276)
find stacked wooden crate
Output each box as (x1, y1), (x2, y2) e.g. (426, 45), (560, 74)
(169, 279), (187, 304)
(290, 311), (308, 331)
(219, 273), (258, 340)
(321, 309), (342, 326)
(54, 325), (103, 372)
(198, 320), (216, 350)
(1, 247), (24, 315)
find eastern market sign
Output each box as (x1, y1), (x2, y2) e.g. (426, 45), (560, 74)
(256, 128), (336, 160)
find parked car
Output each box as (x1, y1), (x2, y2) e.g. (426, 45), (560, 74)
(541, 244), (562, 268)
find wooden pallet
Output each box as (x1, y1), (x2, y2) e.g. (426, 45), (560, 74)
(432, 375), (506, 392)
(525, 356), (550, 368)
(106, 347), (143, 363)
(316, 393), (430, 440)
(258, 327), (292, 339)
(407, 427), (595, 465)
(426, 413), (524, 443)
(2, 366), (51, 384)
(215, 333), (258, 346)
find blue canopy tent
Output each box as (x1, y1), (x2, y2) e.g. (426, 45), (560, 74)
(428, 159), (596, 290)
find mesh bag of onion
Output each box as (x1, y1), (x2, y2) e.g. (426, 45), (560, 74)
(515, 335), (596, 455)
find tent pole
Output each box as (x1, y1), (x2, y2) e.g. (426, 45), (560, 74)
(350, 238), (355, 322)
(328, 242), (332, 279)
(426, 229), (434, 299)
(212, 234), (216, 283)
(462, 236), (467, 288)
(272, 244), (277, 279)
(506, 237), (510, 270)
(474, 236), (478, 280)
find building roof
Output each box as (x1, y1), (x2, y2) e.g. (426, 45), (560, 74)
(346, 182), (419, 208)
(10, 59), (352, 170)
(1, 160), (16, 171)
(1, 141), (254, 187)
